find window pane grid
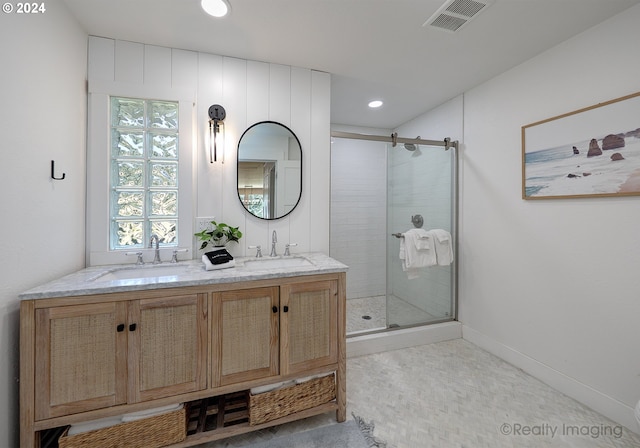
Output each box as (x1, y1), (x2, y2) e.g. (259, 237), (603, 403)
(110, 97), (179, 250)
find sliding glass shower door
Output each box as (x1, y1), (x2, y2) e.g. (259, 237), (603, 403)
(385, 140), (456, 328)
(330, 136), (457, 335)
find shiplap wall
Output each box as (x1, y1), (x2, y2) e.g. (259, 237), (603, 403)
(87, 37), (330, 260)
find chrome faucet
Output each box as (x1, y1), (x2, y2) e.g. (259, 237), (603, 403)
(248, 245), (263, 257)
(284, 243), (297, 256)
(270, 230), (278, 257)
(149, 234), (162, 264)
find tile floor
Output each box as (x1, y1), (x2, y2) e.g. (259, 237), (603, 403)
(346, 295), (442, 335)
(203, 339), (640, 447)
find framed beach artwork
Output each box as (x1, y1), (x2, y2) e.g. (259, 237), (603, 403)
(522, 91), (640, 199)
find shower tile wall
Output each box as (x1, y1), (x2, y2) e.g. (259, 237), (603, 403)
(330, 138), (387, 301)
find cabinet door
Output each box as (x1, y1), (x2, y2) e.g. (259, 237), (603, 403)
(128, 293), (207, 402)
(213, 287), (279, 386)
(35, 302), (128, 420)
(280, 280), (338, 376)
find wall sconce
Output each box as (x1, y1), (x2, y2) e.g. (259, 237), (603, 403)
(208, 104), (226, 163)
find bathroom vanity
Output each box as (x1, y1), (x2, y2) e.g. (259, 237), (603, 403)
(19, 253), (347, 448)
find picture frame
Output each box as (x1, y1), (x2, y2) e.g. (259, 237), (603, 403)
(522, 91), (640, 199)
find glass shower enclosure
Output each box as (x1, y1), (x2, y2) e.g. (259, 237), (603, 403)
(330, 133), (457, 335)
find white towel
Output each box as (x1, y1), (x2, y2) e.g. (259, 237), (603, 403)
(202, 254), (236, 271)
(67, 416), (122, 435)
(250, 381), (285, 395)
(121, 404), (183, 422)
(429, 229), (453, 266)
(414, 233), (431, 251)
(294, 372), (333, 384)
(294, 375), (317, 384)
(399, 229), (436, 279)
(250, 380), (295, 395)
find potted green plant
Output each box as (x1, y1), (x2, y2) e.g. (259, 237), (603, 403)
(194, 220), (242, 250)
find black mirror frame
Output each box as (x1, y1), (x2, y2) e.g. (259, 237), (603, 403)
(236, 121), (303, 220)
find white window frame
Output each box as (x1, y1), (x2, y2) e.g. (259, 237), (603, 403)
(87, 81), (195, 266)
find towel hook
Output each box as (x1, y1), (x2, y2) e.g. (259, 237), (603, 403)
(51, 160), (66, 180)
(411, 214), (423, 228)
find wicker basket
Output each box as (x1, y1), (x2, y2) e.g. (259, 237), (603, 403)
(58, 405), (186, 448)
(249, 374), (335, 425)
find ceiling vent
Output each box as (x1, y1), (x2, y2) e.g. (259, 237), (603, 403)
(423, 0), (494, 33)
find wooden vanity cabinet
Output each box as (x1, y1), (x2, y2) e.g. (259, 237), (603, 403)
(212, 279), (338, 387)
(34, 301), (128, 419)
(213, 286), (280, 386)
(31, 292), (207, 420)
(20, 272), (346, 448)
(128, 294), (208, 402)
(280, 279), (338, 376)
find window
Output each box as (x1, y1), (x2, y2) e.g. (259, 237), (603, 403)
(110, 97), (180, 249)
(87, 83), (193, 266)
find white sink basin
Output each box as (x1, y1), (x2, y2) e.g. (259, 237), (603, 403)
(243, 257), (313, 270)
(92, 264), (191, 282)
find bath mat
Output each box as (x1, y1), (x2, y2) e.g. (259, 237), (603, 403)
(352, 413), (387, 448)
(240, 414), (386, 448)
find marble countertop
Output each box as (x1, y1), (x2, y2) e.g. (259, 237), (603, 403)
(20, 252), (348, 300)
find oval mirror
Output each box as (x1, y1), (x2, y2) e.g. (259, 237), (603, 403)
(237, 121), (302, 219)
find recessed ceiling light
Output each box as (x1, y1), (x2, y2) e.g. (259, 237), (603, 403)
(201, 0), (230, 17)
(368, 100), (383, 108)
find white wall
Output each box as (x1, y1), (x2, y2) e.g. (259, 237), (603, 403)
(87, 38), (331, 260)
(456, 4), (640, 431)
(5, 2), (639, 444)
(0, 3), (87, 446)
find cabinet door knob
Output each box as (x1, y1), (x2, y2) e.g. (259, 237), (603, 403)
(272, 306), (278, 313)
(129, 323), (137, 331)
(117, 324), (125, 332)
(283, 306), (289, 313)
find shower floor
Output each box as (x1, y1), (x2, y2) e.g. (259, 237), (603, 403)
(346, 295), (441, 335)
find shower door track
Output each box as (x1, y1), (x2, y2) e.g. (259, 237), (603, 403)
(331, 130), (458, 150)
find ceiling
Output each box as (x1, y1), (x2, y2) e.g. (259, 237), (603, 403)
(63, 0), (640, 129)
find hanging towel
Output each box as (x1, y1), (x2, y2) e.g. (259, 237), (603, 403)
(399, 228), (436, 279)
(202, 248), (236, 271)
(429, 229), (454, 266)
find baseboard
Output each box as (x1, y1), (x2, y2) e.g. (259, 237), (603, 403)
(346, 321), (462, 358)
(462, 325), (639, 434)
